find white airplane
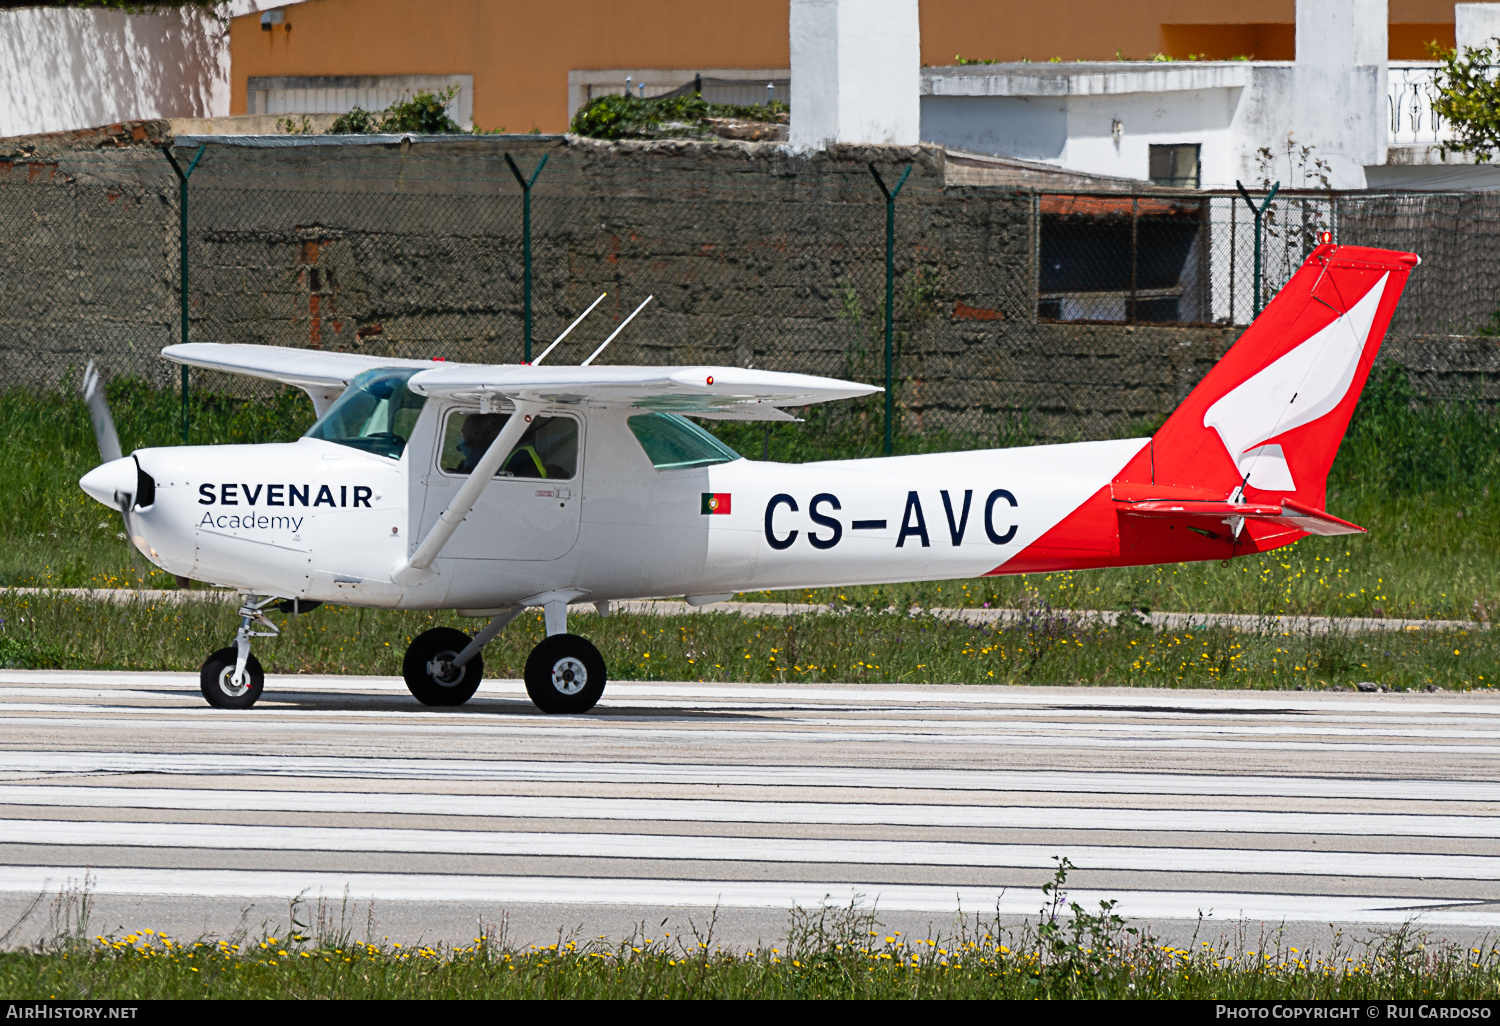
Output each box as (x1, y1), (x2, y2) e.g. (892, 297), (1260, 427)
(78, 241), (1417, 714)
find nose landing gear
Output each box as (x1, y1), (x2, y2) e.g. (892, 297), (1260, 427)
(199, 595), (279, 709)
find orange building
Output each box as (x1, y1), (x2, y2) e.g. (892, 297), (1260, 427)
(230, 0), (1463, 134)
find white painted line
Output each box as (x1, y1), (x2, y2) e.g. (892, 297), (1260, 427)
(15, 702), (1500, 742)
(0, 865), (1483, 924)
(1, 751), (1492, 801)
(4, 785), (1499, 837)
(7, 714), (1500, 756)
(7, 670), (1500, 716)
(5, 684), (1497, 736)
(4, 819), (1498, 879)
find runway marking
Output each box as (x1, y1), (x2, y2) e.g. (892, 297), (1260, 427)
(13, 702), (1500, 741)
(1, 751), (1494, 801)
(7, 715), (1500, 757)
(2, 785), (1498, 837)
(8, 670), (1499, 715)
(5, 818), (1498, 879)
(0, 865), (1484, 925)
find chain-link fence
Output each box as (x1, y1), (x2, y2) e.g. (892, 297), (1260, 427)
(2, 136), (1498, 449)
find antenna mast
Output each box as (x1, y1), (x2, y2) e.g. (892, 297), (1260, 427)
(532, 293), (606, 365)
(581, 295), (653, 366)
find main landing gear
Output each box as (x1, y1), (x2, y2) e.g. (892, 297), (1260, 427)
(401, 601), (609, 714)
(197, 595), (609, 715)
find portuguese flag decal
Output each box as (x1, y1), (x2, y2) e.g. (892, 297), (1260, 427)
(701, 492), (732, 515)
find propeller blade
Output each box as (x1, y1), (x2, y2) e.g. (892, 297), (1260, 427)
(77, 362), (152, 583)
(81, 361), (122, 465)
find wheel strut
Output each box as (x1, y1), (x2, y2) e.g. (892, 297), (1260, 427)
(231, 595), (280, 689)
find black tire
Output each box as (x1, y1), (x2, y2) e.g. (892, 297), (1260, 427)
(524, 633), (607, 714)
(200, 646), (264, 709)
(403, 627), (483, 706)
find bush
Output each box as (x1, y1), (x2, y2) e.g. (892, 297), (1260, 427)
(569, 94), (788, 140)
(329, 88), (463, 135)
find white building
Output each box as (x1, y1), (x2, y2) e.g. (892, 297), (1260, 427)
(793, 0), (1500, 191)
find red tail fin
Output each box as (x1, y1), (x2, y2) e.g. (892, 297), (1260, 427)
(1136, 243), (1417, 512)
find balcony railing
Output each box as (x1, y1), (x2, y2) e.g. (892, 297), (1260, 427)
(1388, 63), (1448, 147)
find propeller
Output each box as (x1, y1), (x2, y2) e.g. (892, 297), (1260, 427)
(78, 361), (163, 584)
(81, 361), (122, 465)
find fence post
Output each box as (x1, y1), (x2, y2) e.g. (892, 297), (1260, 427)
(1235, 179), (1280, 319)
(505, 153), (549, 362)
(869, 162), (912, 457)
(1129, 196), (1139, 323)
(162, 143), (206, 444)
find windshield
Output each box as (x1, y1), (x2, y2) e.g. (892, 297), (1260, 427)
(627, 413), (741, 470)
(304, 368), (426, 459)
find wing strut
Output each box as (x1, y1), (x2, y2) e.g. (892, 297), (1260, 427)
(390, 399), (540, 585)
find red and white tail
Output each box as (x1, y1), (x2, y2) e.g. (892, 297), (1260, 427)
(1138, 242), (1418, 513)
(991, 242), (1417, 575)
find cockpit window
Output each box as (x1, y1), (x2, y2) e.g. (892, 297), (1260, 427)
(440, 410), (579, 479)
(304, 368), (426, 460)
(627, 413), (741, 470)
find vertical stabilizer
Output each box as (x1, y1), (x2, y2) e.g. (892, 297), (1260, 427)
(1143, 242), (1417, 511)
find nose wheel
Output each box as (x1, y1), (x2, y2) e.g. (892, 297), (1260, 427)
(200, 647), (264, 708)
(524, 633), (607, 714)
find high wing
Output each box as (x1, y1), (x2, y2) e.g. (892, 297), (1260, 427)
(163, 343), (442, 416)
(404, 364), (879, 421)
(164, 343), (881, 422)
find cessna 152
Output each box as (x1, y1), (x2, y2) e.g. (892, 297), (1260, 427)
(78, 240), (1416, 714)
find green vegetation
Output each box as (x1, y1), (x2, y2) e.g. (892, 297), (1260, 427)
(329, 87), (464, 135)
(1430, 38), (1500, 162)
(8, 864), (1500, 998)
(0, 589), (1490, 689)
(569, 94), (788, 141)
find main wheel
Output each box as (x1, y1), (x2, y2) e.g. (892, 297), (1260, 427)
(524, 633), (607, 714)
(403, 627), (483, 706)
(200, 647), (264, 709)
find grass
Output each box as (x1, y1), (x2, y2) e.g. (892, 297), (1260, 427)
(0, 590), (1490, 690)
(7, 863), (1500, 999)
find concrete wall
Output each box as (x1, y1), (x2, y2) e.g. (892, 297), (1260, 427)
(1, 129), (1497, 441)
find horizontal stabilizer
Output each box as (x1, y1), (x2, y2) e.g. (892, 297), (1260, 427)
(1275, 499), (1367, 537)
(1118, 497), (1365, 537)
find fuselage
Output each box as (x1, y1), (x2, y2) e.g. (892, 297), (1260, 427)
(112, 398), (1169, 610)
